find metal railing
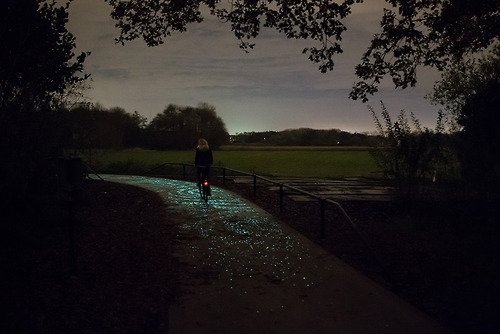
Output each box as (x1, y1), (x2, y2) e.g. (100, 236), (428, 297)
(141, 163), (359, 237)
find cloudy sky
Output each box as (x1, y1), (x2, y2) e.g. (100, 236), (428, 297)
(67, 0), (442, 134)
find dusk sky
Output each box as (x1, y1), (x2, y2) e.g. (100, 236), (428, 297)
(67, 0), (442, 135)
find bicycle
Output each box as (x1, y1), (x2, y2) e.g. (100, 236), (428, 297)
(200, 178), (211, 203)
(196, 166), (211, 203)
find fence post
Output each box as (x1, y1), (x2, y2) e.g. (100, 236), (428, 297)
(320, 198), (326, 237)
(253, 174), (257, 197)
(279, 183), (284, 213)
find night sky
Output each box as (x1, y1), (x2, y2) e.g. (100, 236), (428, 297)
(67, 0), (442, 134)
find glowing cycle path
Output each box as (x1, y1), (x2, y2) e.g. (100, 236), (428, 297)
(97, 175), (452, 334)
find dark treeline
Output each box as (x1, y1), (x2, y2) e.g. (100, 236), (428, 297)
(232, 128), (379, 146)
(65, 103), (230, 150)
(65, 106), (380, 150)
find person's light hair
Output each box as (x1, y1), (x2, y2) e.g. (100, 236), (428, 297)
(197, 138), (209, 151)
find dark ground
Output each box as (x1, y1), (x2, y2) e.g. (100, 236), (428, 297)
(219, 178), (500, 334)
(2, 178), (500, 333)
(3, 180), (180, 333)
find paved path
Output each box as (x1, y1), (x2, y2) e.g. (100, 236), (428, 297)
(98, 175), (452, 334)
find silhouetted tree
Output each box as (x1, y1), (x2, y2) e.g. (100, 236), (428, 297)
(65, 104), (96, 150)
(66, 104), (148, 149)
(351, 0), (500, 101)
(1, 0), (89, 112)
(429, 49), (500, 193)
(126, 111), (148, 146)
(148, 104), (229, 149)
(430, 50), (500, 123)
(196, 103), (231, 148)
(0, 0), (89, 202)
(458, 81), (500, 193)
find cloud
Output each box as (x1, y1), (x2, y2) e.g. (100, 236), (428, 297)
(68, 0), (441, 134)
(93, 68), (131, 80)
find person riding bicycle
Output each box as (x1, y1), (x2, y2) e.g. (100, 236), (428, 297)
(195, 138), (213, 194)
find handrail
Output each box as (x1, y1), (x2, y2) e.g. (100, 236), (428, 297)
(84, 162), (105, 181)
(141, 162), (188, 178)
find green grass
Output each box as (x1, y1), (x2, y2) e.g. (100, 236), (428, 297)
(214, 150), (379, 178)
(80, 147), (381, 179)
(219, 145), (373, 151)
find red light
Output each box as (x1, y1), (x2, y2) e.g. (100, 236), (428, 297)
(203, 181), (208, 186)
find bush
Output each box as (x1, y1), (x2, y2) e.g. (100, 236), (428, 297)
(369, 102), (442, 198)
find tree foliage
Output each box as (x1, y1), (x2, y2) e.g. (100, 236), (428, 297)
(0, 0), (89, 202)
(427, 46), (500, 193)
(106, 0), (360, 73)
(351, 0), (500, 101)
(1, 0), (89, 112)
(457, 81), (500, 192)
(430, 47), (500, 119)
(369, 102), (445, 196)
(148, 103), (229, 149)
(66, 104), (148, 150)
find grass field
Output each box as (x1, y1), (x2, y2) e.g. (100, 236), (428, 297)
(81, 146), (382, 179)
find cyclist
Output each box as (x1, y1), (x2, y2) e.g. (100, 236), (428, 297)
(194, 138), (213, 195)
